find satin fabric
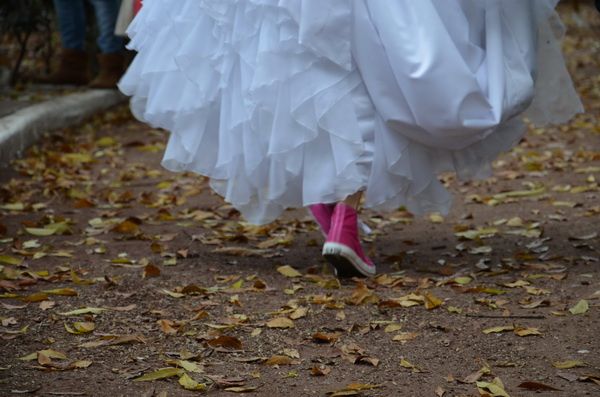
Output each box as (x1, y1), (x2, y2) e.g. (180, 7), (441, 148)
(119, 0), (582, 224)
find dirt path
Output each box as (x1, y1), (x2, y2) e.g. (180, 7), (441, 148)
(1, 5), (599, 397)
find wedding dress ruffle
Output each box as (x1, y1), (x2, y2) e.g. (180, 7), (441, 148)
(119, 0), (582, 224)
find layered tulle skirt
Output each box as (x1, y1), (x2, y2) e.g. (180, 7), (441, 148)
(119, 0), (582, 224)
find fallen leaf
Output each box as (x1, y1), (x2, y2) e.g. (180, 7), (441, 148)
(178, 373), (206, 391)
(143, 264), (161, 278)
(424, 292), (443, 310)
(207, 335), (243, 350)
(59, 307), (107, 316)
(277, 265), (302, 278)
(514, 326), (542, 337)
(518, 381), (560, 391)
(553, 360), (586, 369)
(224, 386), (259, 393)
(476, 377), (510, 397)
(392, 332), (419, 342)
(569, 299), (589, 315)
(134, 367), (183, 381)
(313, 332), (341, 344)
(483, 325), (514, 334)
(311, 365), (332, 376)
(265, 355), (295, 366)
(64, 321), (95, 334)
(266, 317), (294, 329)
(42, 288), (78, 297)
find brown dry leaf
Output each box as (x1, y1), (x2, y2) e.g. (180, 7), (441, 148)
(266, 317), (294, 329)
(207, 335), (243, 350)
(347, 282), (379, 306)
(79, 334), (145, 348)
(20, 292), (49, 303)
(264, 355), (296, 366)
(513, 326), (541, 337)
(157, 319), (178, 335)
(311, 365), (332, 376)
(39, 300), (56, 311)
(213, 246), (271, 257)
(134, 367), (183, 381)
(112, 219), (141, 235)
(71, 360), (93, 369)
(518, 381), (560, 391)
(462, 365), (491, 384)
(392, 332), (419, 343)
(313, 332), (341, 344)
(435, 386), (445, 397)
(327, 383), (382, 396)
(143, 264), (161, 278)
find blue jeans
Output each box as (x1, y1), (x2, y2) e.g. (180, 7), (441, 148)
(53, 0), (124, 54)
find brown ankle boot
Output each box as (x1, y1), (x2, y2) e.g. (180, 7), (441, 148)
(36, 48), (89, 85)
(88, 53), (125, 89)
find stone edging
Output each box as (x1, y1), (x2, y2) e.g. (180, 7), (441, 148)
(0, 89), (127, 164)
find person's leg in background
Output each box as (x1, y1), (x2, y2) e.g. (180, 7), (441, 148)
(88, 0), (125, 88)
(38, 0), (89, 84)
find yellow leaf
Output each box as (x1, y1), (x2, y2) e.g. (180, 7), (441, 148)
(384, 324), (402, 333)
(277, 265), (302, 278)
(38, 349), (67, 360)
(0, 255), (23, 266)
(400, 358), (422, 372)
(424, 292), (443, 310)
(453, 277), (472, 285)
(43, 288), (78, 296)
(18, 352), (39, 361)
(59, 307), (107, 316)
(266, 317), (294, 329)
(476, 378), (510, 397)
(429, 213), (444, 223)
(569, 299), (589, 315)
(178, 373), (206, 391)
(72, 360), (92, 368)
(0, 202), (25, 211)
(96, 137), (117, 147)
(24, 227), (56, 237)
(178, 360), (203, 373)
(65, 321), (95, 334)
(552, 360), (586, 369)
(134, 367), (183, 381)
(482, 325), (514, 334)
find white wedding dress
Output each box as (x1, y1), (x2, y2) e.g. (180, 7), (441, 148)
(119, 0), (582, 224)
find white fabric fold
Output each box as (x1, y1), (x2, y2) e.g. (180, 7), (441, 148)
(119, 0), (582, 224)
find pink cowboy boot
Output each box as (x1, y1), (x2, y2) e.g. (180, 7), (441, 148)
(322, 203), (376, 277)
(309, 203), (335, 236)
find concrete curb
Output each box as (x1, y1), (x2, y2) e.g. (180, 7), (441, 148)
(0, 89), (127, 164)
